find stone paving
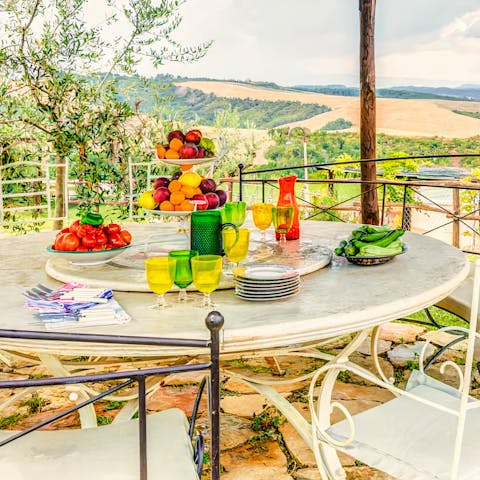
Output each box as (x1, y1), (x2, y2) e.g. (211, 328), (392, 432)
(0, 321), (472, 479)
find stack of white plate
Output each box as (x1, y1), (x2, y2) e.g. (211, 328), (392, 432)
(233, 264), (300, 301)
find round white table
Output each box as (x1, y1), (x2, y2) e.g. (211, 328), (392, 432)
(0, 221), (469, 356)
(0, 221), (471, 454)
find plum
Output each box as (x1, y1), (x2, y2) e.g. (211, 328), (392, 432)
(215, 189), (227, 207)
(153, 177), (170, 189)
(178, 143), (198, 159)
(171, 170), (182, 181)
(153, 187), (170, 205)
(205, 192), (220, 210)
(185, 129), (202, 145)
(192, 194), (208, 211)
(200, 178), (217, 194)
(167, 130), (185, 143)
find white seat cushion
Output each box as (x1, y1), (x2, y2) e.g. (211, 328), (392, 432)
(327, 373), (480, 480)
(0, 408), (198, 480)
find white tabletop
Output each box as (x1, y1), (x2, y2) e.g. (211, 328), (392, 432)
(0, 221), (469, 357)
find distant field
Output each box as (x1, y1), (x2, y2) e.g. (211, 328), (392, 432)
(178, 80), (480, 138)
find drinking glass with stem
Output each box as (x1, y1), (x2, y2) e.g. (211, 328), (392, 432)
(222, 227), (250, 274)
(191, 255), (223, 308)
(145, 257), (177, 309)
(252, 203), (274, 241)
(168, 250), (199, 303)
(272, 206), (294, 243)
(221, 201), (247, 227)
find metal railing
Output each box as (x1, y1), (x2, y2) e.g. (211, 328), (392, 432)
(231, 154), (480, 253)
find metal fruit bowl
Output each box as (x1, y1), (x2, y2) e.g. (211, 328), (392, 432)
(46, 245), (131, 266)
(344, 245), (406, 266)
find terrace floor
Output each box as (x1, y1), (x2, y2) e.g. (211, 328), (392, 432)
(0, 318), (472, 480)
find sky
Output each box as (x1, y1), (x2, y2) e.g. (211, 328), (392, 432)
(126, 0), (480, 88)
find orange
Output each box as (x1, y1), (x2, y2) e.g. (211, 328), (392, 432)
(155, 145), (166, 159)
(194, 187), (202, 196)
(181, 184), (197, 199)
(168, 179), (182, 193)
(169, 138), (184, 152)
(179, 200), (194, 211)
(165, 149), (180, 159)
(170, 191), (185, 205)
(180, 164), (193, 171)
(159, 200), (175, 211)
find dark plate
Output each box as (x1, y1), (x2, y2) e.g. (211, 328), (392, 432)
(344, 245), (406, 266)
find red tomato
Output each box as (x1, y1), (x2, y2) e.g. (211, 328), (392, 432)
(105, 223), (121, 235)
(120, 230), (132, 244)
(54, 232), (80, 252)
(81, 235), (97, 250)
(109, 233), (126, 249)
(69, 220), (81, 236)
(58, 227), (70, 235)
(76, 245), (88, 252)
(77, 224), (94, 238)
(105, 244), (113, 250)
(95, 232), (108, 247)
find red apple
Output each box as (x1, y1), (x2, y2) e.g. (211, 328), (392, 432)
(192, 194), (208, 210)
(200, 178), (217, 193)
(205, 192), (220, 210)
(185, 129), (202, 145)
(167, 130), (185, 143)
(215, 189), (227, 207)
(178, 143), (198, 159)
(153, 177), (170, 189)
(153, 187), (170, 205)
(196, 147), (205, 158)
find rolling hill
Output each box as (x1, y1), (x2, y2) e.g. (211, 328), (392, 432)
(177, 80), (480, 138)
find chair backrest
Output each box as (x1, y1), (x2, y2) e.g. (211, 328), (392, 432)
(0, 159), (68, 229)
(0, 311), (223, 480)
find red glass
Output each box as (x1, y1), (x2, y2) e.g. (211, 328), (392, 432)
(276, 175), (300, 240)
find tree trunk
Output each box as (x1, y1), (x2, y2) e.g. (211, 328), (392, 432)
(53, 159), (65, 230)
(359, 0), (379, 225)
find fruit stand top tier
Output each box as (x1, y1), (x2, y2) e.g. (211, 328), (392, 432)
(155, 128), (218, 171)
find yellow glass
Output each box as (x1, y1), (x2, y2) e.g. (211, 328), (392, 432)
(145, 257), (176, 309)
(191, 255), (223, 308)
(252, 203), (273, 241)
(222, 228), (250, 268)
(272, 206), (294, 243)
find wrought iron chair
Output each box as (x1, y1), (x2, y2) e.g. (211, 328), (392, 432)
(0, 311), (223, 480)
(308, 261), (480, 480)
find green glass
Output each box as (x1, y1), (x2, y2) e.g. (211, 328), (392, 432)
(168, 249), (199, 303)
(272, 206), (294, 243)
(221, 201), (247, 227)
(190, 210), (222, 256)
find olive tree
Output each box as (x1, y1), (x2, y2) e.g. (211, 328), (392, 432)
(0, 0), (210, 227)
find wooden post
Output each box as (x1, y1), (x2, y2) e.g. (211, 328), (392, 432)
(452, 188), (460, 248)
(359, 0), (379, 225)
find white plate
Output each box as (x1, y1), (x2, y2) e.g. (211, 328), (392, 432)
(235, 291), (300, 302)
(235, 288), (300, 298)
(143, 208), (194, 217)
(155, 154), (218, 167)
(234, 264), (299, 281)
(46, 245), (131, 266)
(235, 284), (300, 294)
(234, 276), (300, 287)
